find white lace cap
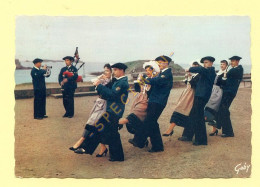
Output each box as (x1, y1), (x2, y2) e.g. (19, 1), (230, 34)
(143, 61), (160, 73)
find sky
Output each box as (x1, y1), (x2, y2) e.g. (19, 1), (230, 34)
(15, 16), (251, 65)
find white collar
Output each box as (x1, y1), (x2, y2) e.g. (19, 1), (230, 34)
(67, 65), (71, 68)
(34, 66), (40, 70)
(116, 75), (126, 80)
(217, 69), (225, 75)
(161, 68), (169, 73)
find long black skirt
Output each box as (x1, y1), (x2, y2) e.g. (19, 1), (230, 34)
(126, 113), (143, 134)
(80, 124), (101, 155)
(170, 111), (189, 128)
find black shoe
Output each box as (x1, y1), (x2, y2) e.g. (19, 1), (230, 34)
(148, 148), (164, 153)
(109, 158), (124, 162)
(63, 114), (68, 118)
(209, 129), (218, 136)
(34, 117), (43, 120)
(43, 115), (48, 118)
(178, 136), (192, 141)
(69, 147), (78, 151)
(96, 148), (108, 157)
(193, 141), (207, 146)
(221, 134), (234, 137)
(162, 130), (174, 137)
(67, 115), (74, 118)
(74, 148), (86, 154)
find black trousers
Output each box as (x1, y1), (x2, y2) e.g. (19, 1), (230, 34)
(62, 89), (75, 116)
(134, 102), (165, 151)
(217, 92), (235, 136)
(33, 89), (46, 118)
(182, 97), (207, 144)
(103, 112), (124, 161)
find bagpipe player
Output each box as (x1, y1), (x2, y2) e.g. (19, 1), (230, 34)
(58, 56), (78, 118)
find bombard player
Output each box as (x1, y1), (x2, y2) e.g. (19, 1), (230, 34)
(31, 58), (50, 120)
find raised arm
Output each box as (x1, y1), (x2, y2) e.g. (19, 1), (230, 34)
(188, 66), (206, 74)
(96, 83), (126, 101)
(31, 69), (47, 79)
(144, 71), (172, 86)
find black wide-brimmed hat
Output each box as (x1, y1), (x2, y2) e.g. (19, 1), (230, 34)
(200, 56), (215, 63)
(111, 63), (128, 71)
(62, 56), (74, 62)
(229, 56), (242, 61)
(155, 55), (172, 64)
(33, 58), (43, 64)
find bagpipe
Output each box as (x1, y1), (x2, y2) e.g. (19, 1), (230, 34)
(62, 47), (85, 82)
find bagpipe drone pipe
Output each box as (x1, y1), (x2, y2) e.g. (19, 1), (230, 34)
(62, 47), (85, 82)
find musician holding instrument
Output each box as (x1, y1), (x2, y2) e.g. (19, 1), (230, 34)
(31, 58), (51, 120)
(58, 56), (78, 118)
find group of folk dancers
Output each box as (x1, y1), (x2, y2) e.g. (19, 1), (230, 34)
(31, 55), (244, 162)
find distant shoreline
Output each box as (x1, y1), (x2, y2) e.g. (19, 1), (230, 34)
(90, 72), (103, 76)
(24, 59), (64, 63)
(15, 59), (32, 70)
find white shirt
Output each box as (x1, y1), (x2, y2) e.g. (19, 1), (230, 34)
(34, 66), (40, 70)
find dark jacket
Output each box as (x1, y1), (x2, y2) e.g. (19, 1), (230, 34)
(188, 66), (216, 102)
(96, 76), (129, 118)
(31, 67), (48, 90)
(220, 65), (244, 96)
(58, 65), (78, 90)
(187, 73), (201, 89)
(97, 80), (113, 99)
(144, 68), (173, 107)
(215, 73), (225, 88)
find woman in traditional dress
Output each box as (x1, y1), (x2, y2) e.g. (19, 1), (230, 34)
(69, 64), (113, 157)
(162, 62), (201, 136)
(118, 61), (160, 147)
(204, 60), (229, 136)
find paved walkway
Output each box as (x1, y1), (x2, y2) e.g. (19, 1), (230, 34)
(15, 87), (252, 178)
